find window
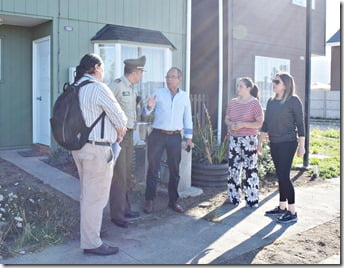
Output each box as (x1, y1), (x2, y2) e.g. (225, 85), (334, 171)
(95, 43), (172, 105)
(292, 0), (315, 9)
(254, 56), (290, 109)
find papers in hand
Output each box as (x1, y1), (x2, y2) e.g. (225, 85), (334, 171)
(112, 142), (122, 163)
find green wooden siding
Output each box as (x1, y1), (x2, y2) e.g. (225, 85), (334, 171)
(1, 0), (58, 17)
(0, 0), (187, 148)
(0, 26), (32, 148)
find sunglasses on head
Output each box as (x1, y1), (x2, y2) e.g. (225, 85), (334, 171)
(272, 79), (281, 85)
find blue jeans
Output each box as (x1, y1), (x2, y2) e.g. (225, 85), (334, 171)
(145, 129), (182, 204)
(270, 141), (298, 204)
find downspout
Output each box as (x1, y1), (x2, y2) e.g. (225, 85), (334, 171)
(185, 0), (192, 95)
(217, 0), (223, 144)
(57, 0), (61, 93)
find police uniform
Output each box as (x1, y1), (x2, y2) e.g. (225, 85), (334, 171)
(109, 56), (146, 225)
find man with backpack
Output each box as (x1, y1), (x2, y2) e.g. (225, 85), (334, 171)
(70, 53), (127, 256)
(108, 56), (146, 228)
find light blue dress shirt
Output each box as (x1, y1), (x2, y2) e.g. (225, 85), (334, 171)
(143, 88), (193, 139)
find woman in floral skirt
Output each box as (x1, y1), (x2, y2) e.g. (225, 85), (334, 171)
(224, 77), (264, 207)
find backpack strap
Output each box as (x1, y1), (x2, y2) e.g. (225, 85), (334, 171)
(90, 111), (106, 132)
(74, 80), (94, 93)
(100, 114), (105, 139)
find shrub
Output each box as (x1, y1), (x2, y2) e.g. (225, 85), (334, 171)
(192, 105), (228, 164)
(258, 142), (275, 179)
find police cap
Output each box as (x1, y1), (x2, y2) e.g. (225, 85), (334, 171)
(123, 55), (146, 70)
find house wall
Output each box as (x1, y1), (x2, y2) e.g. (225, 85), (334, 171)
(0, 25), (32, 148)
(330, 46), (340, 91)
(190, 0), (219, 126)
(190, 0), (326, 133)
(230, 0), (326, 103)
(0, 0), (187, 148)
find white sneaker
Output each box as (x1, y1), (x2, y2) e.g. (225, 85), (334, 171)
(246, 203), (258, 208)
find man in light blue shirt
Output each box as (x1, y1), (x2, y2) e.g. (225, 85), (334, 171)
(142, 67), (193, 214)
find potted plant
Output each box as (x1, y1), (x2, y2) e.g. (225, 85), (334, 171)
(191, 105), (229, 187)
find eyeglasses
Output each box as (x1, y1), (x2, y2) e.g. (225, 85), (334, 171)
(165, 75), (179, 80)
(272, 79), (281, 85)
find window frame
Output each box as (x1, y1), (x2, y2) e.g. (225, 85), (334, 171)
(292, 0), (315, 9)
(94, 42), (172, 82)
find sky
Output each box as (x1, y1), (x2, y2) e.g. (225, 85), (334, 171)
(326, 0), (340, 39)
(311, 0), (341, 85)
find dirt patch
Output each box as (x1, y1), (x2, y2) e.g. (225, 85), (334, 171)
(0, 158), (80, 258)
(227, 217), (340, 264)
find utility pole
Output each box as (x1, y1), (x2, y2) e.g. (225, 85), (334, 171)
(303, 0), (312, 168)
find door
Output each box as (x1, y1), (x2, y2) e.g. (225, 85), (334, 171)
(32, 36), (51, 146)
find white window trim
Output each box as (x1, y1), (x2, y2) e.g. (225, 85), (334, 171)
(94, 42), (172, 82)
(292, 0), (315, 9)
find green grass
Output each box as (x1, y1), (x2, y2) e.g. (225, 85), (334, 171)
(293, 128), (340, 179)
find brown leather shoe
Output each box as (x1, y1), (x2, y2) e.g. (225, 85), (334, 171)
(84, 243), (119, 256)
(143, 200), (153, 214)
(124, 210), (140, 219)
(168, 202), (184, 213)
(111, 218), (129, 228)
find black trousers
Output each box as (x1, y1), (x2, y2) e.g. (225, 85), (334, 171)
(270, 140), (298, 204)
(145, 129), (182, 204)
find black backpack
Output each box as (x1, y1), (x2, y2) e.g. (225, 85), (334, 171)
(50, 80), (105, 150)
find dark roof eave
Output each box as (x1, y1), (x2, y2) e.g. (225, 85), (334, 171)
(326, 29), (340, 44)
(91, 24), (176, 50)
(91, 39), (175, 50)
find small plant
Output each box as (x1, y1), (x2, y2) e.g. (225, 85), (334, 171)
(46, 148), (73, 166)
(192, 104), (228, 164)
(258, 142), (275, 179)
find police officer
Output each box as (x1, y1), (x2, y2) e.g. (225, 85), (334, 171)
(108, 55), (146, 228)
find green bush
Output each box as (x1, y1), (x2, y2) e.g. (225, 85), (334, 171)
(258, 142), (275, 179)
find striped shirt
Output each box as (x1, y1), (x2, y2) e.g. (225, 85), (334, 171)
(226, 98), (263, 136)
(143, 87), (193, 139)
(77, 74), (127, 144)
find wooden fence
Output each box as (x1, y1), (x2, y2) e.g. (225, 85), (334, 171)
(190, 93), (209, 128)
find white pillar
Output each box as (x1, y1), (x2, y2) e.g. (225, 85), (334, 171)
(217, 0), (224, 144)
(178, 142), (203, 198)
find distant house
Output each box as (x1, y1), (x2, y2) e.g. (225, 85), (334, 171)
(190, 0), (326, 133)
(326, 30), (340, 91)
(0, 0), (188, 149)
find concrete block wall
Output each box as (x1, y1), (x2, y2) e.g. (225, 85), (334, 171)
(310, 90), (340, 119)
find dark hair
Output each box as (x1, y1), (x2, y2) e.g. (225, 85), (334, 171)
(74, 53), (102, 83)
(240, 77), (259, 99)
(273, 72), (296, 103)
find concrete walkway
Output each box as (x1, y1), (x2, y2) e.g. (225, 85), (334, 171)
(0, 149), (341, 264)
